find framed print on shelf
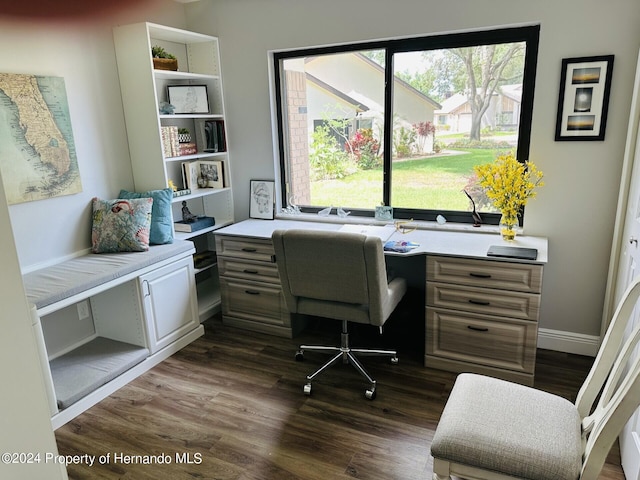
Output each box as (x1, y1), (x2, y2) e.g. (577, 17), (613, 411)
(555, 55), (614, 141)
(198, 160), (224, 189)
(167, 85), (209, 114)
(249, 180), (275, 220)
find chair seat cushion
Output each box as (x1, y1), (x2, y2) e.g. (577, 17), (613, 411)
(431, 373), (582, 480)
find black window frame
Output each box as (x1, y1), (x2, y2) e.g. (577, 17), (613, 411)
(273, 24), (540, 225)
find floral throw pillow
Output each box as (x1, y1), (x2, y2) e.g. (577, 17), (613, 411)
(91, 197), (153, 253)
(118, 188), (174, 245)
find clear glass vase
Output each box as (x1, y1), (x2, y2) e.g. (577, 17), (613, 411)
(499, 213), (518, 241)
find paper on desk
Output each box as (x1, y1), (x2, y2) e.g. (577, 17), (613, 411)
(339, 224), (394, 242)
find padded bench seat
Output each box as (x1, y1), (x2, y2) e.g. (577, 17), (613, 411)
(23, 240), (195, 311)
(50, 337), (149, 409)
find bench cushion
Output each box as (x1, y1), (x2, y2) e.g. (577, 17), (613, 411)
(24, 240), (194, 310)
(50, 337), (149, 409)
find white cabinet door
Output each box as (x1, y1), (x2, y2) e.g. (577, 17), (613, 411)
(140, 256), (199, 354)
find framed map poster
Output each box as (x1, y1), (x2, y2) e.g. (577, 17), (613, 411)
(0, 73), (82, 204)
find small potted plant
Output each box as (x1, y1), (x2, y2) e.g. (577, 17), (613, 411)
(151, 45), (178, 71)
(178, 128), (191, 143)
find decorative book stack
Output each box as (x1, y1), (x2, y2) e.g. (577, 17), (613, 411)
(178, 143), (197, 156)
(160, 126), (180, 158)
(174, 216), (215, 233)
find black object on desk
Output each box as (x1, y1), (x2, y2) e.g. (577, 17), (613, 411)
(487, 245), (538, 260)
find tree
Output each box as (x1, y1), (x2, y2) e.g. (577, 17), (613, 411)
(450, 43), (524, 141)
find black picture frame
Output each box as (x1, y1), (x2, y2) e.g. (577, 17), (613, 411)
(555, 55), (614, 141)
(167, 85), (209, 114)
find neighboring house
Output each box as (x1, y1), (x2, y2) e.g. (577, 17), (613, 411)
(434, 84), (522, 134)
(301, 52), (441, 153)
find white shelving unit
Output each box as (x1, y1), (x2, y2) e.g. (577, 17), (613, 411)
(113, 22), (233, 321)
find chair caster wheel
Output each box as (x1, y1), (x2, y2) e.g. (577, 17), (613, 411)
(390, 356), (399, 365)
(303, 383), (312, 396)
(295, 351), (304, 361)
(365, 387), (377, 400)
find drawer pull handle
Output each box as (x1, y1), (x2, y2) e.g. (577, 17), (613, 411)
(242, 247), (257, 252)
(468, 299), (490, 306)
(469, 272), (491, 279)
(245, 290), (260, 295)
(467, 325), (489, 332)
(243, 269), (259, 274)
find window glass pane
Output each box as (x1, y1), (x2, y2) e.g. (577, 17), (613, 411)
(390, 43), (526, 214)
(281, 50), (384, 210)
(274, 26), (539, 223)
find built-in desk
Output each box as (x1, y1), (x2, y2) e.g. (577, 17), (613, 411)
(215, 218), (548, 385)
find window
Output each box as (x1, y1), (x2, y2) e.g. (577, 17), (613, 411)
(272, 25), (540, 224)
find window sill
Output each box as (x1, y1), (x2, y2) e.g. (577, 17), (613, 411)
(275, 212), (516, 236)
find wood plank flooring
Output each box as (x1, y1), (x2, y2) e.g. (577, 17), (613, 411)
(55, 314), (626, 479)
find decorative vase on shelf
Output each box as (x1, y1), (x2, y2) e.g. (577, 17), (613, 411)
(499, 213), (518, 241)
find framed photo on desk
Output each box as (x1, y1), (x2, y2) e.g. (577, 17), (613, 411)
(249, 180), (274, 220)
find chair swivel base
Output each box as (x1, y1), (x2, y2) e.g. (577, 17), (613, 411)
(295, 320), (398, 400)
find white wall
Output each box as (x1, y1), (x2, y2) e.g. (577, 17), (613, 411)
(0, 169), (67, 479)
(0, 1), (188, 475)
(0, 1), (187, 270)
(186, 0), (640, 348)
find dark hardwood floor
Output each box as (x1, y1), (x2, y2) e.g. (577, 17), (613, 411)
(55, 313), (626, 480)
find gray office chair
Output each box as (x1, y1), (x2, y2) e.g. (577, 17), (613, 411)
(272, 229), (407, 399)
(430, 275), (640, 480)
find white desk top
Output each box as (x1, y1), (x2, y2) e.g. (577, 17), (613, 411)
(215, 219), (548, 264)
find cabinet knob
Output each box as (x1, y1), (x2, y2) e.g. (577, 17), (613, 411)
(630, 237), (638, 246)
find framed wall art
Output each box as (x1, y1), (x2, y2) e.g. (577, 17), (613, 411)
(249, 180), (275, 220)
(555, 55), (614, 141)
(167, 85), (209, 114)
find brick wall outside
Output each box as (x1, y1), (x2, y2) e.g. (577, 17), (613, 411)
(285, 70), (310, 205)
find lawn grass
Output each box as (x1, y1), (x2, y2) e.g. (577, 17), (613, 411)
(310, 148), (509, 210)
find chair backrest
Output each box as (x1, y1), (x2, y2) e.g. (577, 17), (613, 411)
(575, 276), (640, 479)
(272, 229), (392, 326)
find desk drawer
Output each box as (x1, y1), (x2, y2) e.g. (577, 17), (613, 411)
(218, 257), (280, 284)
(220, 278), (289, 327)
(427, 256), (542, 293)
(426, 308), (536, 374)
(426, 282), (540, 321)
(216, 236), (275, 263)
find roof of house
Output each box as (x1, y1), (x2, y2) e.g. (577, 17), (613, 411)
(306, 73), (369, 112)
(305, 52), (441, 110)
(435, 84), (522, 114)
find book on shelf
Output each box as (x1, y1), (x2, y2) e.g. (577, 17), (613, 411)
(172, 188), (191, 197)
(174, 216), (215, 233)
(193, 251), (217, 270)
(203, 120), (226, 153)
(182, 161), (200, 190)
(161, 126), (179, 158)
(178, 142), (197, 156)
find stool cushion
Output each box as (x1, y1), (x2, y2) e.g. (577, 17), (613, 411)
(431, 373), (582, 480)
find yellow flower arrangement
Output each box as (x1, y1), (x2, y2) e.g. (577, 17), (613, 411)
(474, 153), (544, 240)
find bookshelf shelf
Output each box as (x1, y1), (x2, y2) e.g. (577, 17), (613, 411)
(114, 22), (234, 323)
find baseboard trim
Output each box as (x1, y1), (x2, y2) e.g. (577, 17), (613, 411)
(537, 328), (600, 357)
